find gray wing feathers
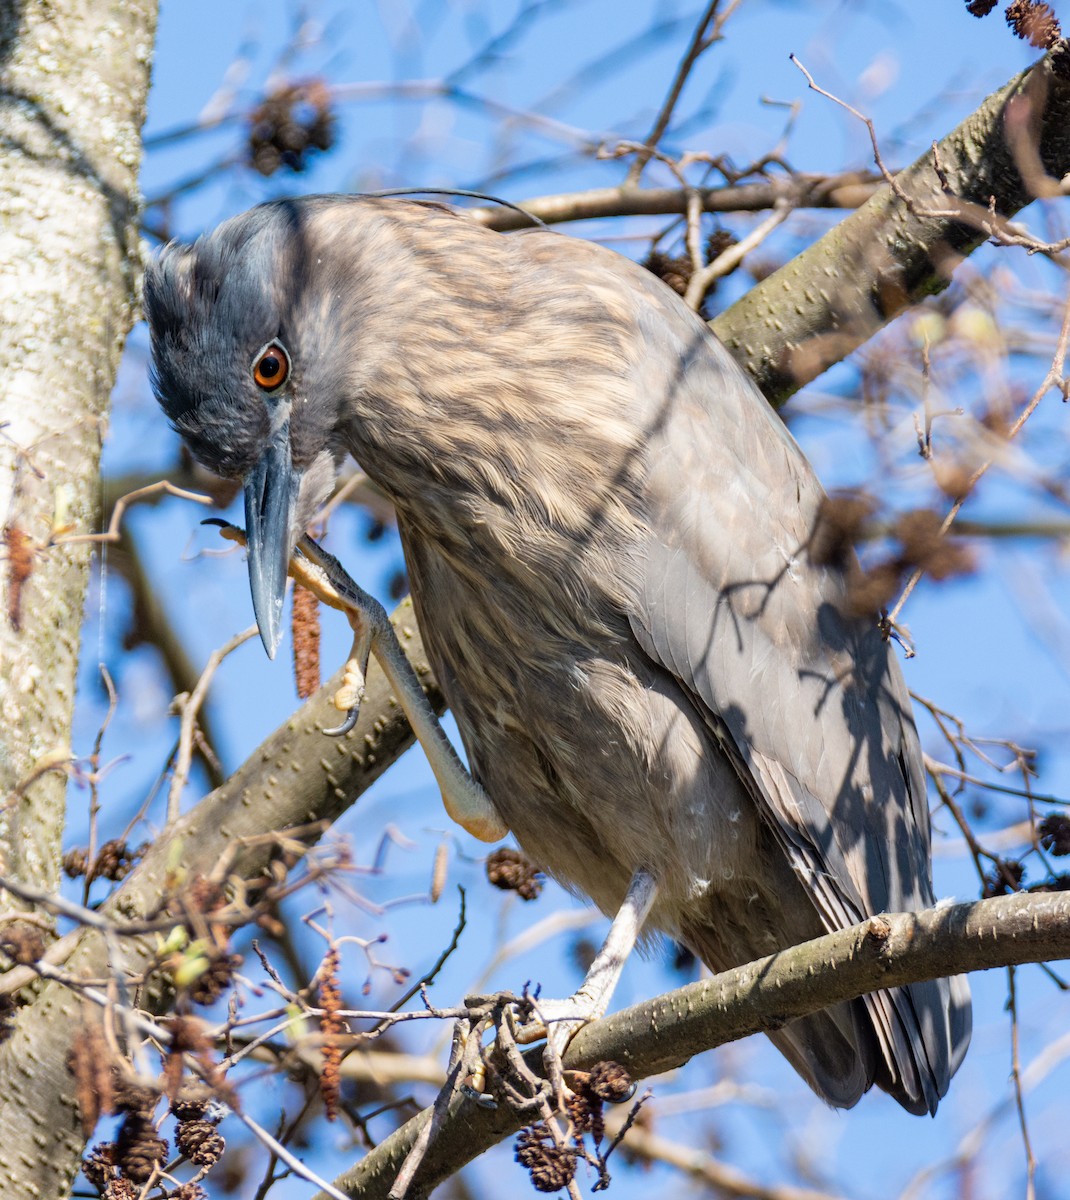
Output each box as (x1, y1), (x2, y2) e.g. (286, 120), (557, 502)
(631, 329), (908, 918)
(626, 302), (970, 1110)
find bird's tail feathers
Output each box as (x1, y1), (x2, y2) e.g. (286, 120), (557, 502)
(864, 973), (972, 1115)
(683, 920), (971, 1114)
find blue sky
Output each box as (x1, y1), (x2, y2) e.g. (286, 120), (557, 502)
(71, 3), (1070, 1196)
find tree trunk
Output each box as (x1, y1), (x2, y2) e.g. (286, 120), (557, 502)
(0, 1), (155, 1194)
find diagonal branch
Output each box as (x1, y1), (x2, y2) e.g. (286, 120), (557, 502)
(711, 52), (1070, 405)
(319, 890), (1070, 1200)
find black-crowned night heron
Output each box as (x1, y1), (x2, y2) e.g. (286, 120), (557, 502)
(144, 195), (971, 1114)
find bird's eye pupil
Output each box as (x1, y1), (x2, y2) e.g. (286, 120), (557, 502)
(253, 342), (290, 390)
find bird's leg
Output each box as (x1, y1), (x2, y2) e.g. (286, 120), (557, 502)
(294, 537), (509, 843)
(206, 521), (507, 843)
(519, 869), (658, 1065)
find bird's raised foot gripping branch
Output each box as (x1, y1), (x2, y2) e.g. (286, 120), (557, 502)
(204, 517), (507, 843)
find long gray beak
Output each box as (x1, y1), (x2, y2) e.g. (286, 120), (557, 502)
(243, 421), (300, 659)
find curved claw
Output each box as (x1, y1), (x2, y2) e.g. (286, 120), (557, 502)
(323, 705), (360, 737)
(201, 517), (246, 546)
(460, 1081), (498, 1109)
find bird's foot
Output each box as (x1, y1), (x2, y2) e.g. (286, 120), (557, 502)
(514, 993), (605, 1059)
(518, 995), (604, 1113)
(322, 607), (372, 736)
(515, 869), (659, 1079)
(321, 650), (368, 736)
(203, 520), (508, 842)
(334, 655), (367, 713)
(508, 991), (638, 1121)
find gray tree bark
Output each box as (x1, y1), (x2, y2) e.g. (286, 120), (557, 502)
(0, 0), (155, 1194)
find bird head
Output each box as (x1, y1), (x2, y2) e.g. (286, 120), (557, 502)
(143, 202), (346, 658)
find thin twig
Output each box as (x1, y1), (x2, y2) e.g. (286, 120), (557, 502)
(167, 626), (259, 820)
(83, 665), (119, 907)
(235, 1108), (351, 1200)
(923, 756), (1067, 806)
(683, 200), (792, 309)
(52, 480), (213, 545)
(1008, 966), (1038, 1200)
(626, 0), (742, 185)
(387, 1019), (475, 1199)
(386, 887), (467, 1016)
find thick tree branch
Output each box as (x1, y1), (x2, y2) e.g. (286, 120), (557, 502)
(0, 597), (437, 1199)
(712, 53), (1070, 405)
(320, 891), (1070, 1200)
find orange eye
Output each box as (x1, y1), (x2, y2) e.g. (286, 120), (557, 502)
(252, 341), (290, 390)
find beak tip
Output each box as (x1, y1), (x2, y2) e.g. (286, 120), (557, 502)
(257, 609), (284, 660)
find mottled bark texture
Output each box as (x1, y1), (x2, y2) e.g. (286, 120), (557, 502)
(0, 0), (155, 1193)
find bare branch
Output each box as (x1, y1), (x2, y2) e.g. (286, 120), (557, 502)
(52, 480), (213, 546)
(467, 171), (883, 231)
(625, 0), (744, 185)
(712, 52), (1070, 404)
(167, 626), (258, 821)
(320, 891), (1070, 1200)
(683, 200), (792, 309)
